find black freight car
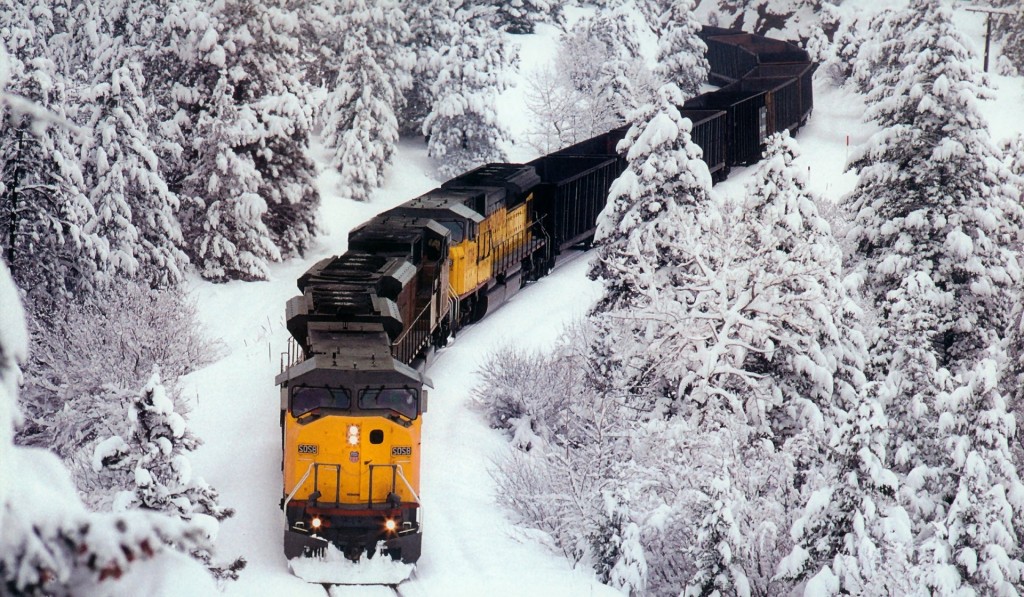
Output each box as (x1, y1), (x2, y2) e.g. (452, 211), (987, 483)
(529, 155), (622, 256)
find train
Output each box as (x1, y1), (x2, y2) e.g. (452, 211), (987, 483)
(274, 24), (814, 570)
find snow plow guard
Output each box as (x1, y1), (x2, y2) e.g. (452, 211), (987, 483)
(284, 528), (422, 563)
(284, 529), (330, 560)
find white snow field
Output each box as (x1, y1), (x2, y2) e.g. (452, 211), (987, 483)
(179, 8), (1024, 597)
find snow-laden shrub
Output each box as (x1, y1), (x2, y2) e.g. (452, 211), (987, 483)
(18, 283), (218, 464)
(474, 345), (582, 450)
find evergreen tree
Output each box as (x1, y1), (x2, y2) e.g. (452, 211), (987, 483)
(399, 0), (451, 136)
(321, 0), (412, 201)
(172, 0), (319, 280)
(846, 0), (1022, 375)
(77, 7), (187, 288)
(0, 3), (102, 307)
(993, 0), (1024, 75)
(684, 474), (751, 597)
(654, 0), (708, 98)
(587, 83), (715, 414)
(490, 0), (558, 34)
(92, 369), (245, 580)
(183, 76), (280, 281)
(845, 1), (1024, 590)
(917, 356), (1024, 595)
(424, 6), (513, 179)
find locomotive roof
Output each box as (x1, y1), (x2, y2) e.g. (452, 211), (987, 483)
(442, 163), (541, 210)
(388, 192), (484, 223)
(274, 329), (427, 387)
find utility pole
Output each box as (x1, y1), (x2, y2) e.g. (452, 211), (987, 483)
(964, 6), (1017, 72)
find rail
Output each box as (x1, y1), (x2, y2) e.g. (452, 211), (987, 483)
(282, 461), (316, 520)
(280, 336), (305, 374)
(391, 301), (434, 365)
(491, 220), (549, 278)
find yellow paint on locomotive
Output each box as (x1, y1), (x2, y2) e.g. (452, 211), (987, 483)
(283, 413), (421, 507)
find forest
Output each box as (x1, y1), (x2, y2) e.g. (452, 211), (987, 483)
(2, 0), (1024, 595)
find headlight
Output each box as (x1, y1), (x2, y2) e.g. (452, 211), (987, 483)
(311, 516), (322, 529)
(347, 424), (360, 445)
(384, 519), (396, 532)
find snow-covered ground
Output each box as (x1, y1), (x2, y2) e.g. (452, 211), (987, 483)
(180, 8), (1024, 596)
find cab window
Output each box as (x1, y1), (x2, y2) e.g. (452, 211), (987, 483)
(359, 387), (418, 419)
(291, 386), (351, 416)
(439, 220), (465, 243)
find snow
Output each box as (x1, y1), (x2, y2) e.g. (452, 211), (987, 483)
(288, 545), (414, 586)
(163, 8), (1024, 596)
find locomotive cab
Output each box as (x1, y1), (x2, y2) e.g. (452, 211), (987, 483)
(277, 332), (428, 563)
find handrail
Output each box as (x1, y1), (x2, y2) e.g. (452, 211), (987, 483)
(282, 461), (315, 522)
(395, 465), (421, 504)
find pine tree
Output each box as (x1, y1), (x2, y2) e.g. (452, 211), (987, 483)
(845, 1), (1024, 591)
(92, 369), (245, 580)
(684, 474), (752, 597)
(0, 3), (102, 307)
(587, 83), (715, 414)
(846, 0), (1022, 375)
(654, 0), (708, 98)
(171, 0), (319, 280)
(77, 7), (188, 288)
(321, 0), (412, 201)
(917, 356), (1024, 595)
(993, 0), (1024, 75)
(398, 0), (447, 136)
(424, 6), (513, 179)
(182, 76), (280, 282)
(490, 0), (558, 34)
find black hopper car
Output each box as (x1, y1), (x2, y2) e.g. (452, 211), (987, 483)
(275, 26), (815, 567)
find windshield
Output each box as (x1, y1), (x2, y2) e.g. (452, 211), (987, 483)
(358, 387), (418, 420)
(439, 220), (465, 243)
(291, 386), (351, 417)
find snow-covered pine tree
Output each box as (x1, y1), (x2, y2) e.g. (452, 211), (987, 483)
(778, 381), (915, 595)
(489, 0), (558, 34)
(851, 8), (925, 98)
(226, 0), (319, 259)
(398, 0), (457, 137)
(845, 1), (1024, 591)
(1004, 133), (1024, 181)
(917, 355), (1024, 595)
(321, 0), (412, 201)
(593, 491), (648, 596)
(172, 0), (319, 279)
(684, 474), (751, 597)
(993, 0), (1024, 75)
(846, 0), (1022, 376)
(182, 75), (280, 282)
(0, 4), (102, 308)
(654, 0), (708, 99)
(92, 369), (244, 580)
(76, 4), (188, 289)
(586, 83), (715, 413)
(424, 5), (513, 179)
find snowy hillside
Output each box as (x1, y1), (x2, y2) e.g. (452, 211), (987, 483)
(177, 7), (1024, 596)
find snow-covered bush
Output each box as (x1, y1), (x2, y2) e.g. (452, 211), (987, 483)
(18, 283), (217, 462)
(474, 345), (581, 450)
